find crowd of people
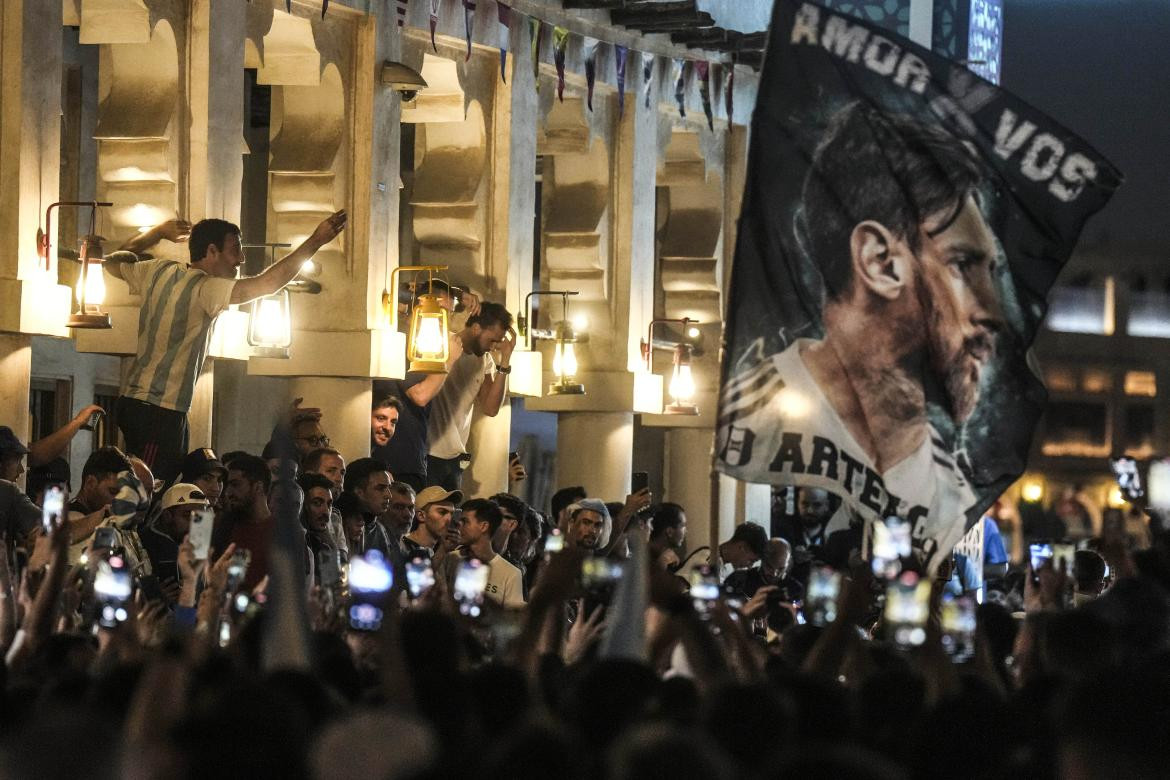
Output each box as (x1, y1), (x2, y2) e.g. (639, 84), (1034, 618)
(1, 395), (1169, 779)
(0, 217), (1166, 778)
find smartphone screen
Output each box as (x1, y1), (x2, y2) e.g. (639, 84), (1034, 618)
(41, 486), (65, 534)
(189, 508), (214, 560)
(1053, 543), (1076, 573)
(581, 557), (625, 604)
(405, 555), (435, 599)
(1111, 456), (1143, 502)
(94, 556), (132, 628)
(454, 558), (490, 617)
(1029, 542), (1054, 572)
(804, 567), (841, 627)
(1149, 459), (1170, 509)
(689, 565), (721, 617)
(348, 550), (393, 631)
(941, 594), (976, 662)
(544, 528), (565, 555)
(317, 549), (342, 589)
(631, 471), (649, 494)
(884, 572), (931, 648)
(93, 525), (118, 550)
(226, 550), (251, 591)
(871, 515), (911, 579)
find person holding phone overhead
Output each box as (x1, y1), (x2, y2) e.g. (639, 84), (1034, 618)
(140, 484), (210, 600)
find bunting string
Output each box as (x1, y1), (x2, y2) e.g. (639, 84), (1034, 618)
(394, 1), (737, 127)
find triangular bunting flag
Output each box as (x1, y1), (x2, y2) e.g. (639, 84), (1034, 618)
(553, 26), (570, 102)
(463, 0), (476, 61)
(397, 0), (409, 27)
(530, 18), (543, 91)
(672, 58), (687, 118)
(724, 58), (735, 122)
(497, 2), (511, 83)
(429, 0), (439, 52)
(584, 38), (600, 111)
(615, 45), (629, 118)
(696, 61), (713, 130)
(642, 51), (655, 109)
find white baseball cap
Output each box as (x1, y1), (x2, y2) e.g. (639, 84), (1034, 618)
(159, 483), (209, 511)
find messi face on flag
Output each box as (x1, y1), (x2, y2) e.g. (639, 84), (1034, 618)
(717, 1), (1121, 572)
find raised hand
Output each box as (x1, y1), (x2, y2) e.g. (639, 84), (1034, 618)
(306, 210), (347, 249)
(564, 601), (607, 665)
(508, 453), (527, 484)
(156, 219), (192, 243)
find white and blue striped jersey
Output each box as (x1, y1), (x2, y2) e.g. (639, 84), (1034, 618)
(120, 260), (236, 413)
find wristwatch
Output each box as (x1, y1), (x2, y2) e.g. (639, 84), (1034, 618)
(497, 365), (512, 375)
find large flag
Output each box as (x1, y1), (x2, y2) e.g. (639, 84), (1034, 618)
(716, 0), (1121, 572)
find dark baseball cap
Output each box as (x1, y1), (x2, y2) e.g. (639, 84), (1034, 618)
(179, 447), (227, 481)
(0, 427), (29, 456)
(729, 522), (768, 559)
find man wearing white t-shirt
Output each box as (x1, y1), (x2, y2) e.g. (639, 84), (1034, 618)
(426, 302), (516, 491)
(439, 497), (525, 608)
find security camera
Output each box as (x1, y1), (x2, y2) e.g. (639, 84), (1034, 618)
(380, 61), (427, 102)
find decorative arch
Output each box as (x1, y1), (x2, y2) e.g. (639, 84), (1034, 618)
(402, 53), (466, 124)
(258, 9), (321, 86)
(657, 129), (724, 322)
(79, 0), (150, 45)
(95, 19), (179, 241)
(411, 97), (488, 276)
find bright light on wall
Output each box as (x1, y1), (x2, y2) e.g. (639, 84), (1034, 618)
(1021, 479), (1044, 504)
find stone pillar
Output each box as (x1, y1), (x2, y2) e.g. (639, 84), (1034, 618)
(363, 4), (402, 328)
(0, 0), (71, 338)
(556, 412), (634, 501)
(288, 377), (373, 466)
(492, 13), (537, 318)
(613, 49), (660, 373)
(0, 335), (33, 452)
(188, 0), (246, 222)
(663, 428), (742, 557)
(464, 405), (513, 498)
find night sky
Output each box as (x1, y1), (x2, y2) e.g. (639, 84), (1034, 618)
(1002, 0), (1170, 259)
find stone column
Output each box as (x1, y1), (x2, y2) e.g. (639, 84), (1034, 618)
(288, 377), (373, 465)
(464, 405), (513, 498)
(0, 336), (33, 456)
(663, 427), (744, 557)
(0, 0), (71, 338)
(188, 0), (246, 223)
(556, 412), (634, 501)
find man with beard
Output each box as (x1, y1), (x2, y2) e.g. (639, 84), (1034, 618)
(566, 499), (612, 552)
(370, 396), (401, 453)
(717, 103), (1005, 565)
(341, 457), (393, 556)
(216, 454), (274, 590)
(425, 302), (516, 491)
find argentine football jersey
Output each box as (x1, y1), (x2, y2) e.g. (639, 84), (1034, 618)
(716, 339), (976, 569)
